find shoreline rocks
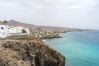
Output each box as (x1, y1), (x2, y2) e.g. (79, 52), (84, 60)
(0, 37), (65, 66)
(41, 34), (62, 39)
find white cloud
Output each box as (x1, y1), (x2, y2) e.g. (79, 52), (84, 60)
(0, 0), (99, 29)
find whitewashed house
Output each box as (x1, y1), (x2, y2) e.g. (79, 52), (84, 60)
(0, 25), (30, 38)
(0, 25), (9, 38)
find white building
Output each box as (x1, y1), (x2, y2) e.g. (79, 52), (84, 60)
(0, 25), (30, 38)
(0, 25), (8, 38)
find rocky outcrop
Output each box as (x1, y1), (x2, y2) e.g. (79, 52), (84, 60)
(0, 37), (65, 66)
(41, 34), (62, 39)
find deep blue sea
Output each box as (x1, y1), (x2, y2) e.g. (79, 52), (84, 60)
(45, 31), (99, 66)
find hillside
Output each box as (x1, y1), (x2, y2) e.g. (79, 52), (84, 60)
(0, 37), (65, 66)
(0, 20), (82, 32)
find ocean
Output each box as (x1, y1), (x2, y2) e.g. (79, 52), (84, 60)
(45, 31), (99, 66)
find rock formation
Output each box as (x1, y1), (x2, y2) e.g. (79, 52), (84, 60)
(0, 37), (65, 66)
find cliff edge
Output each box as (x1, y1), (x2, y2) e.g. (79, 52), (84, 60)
(0, 37), (65, 66)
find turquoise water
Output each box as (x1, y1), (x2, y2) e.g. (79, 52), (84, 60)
(45, 31), (99, 66)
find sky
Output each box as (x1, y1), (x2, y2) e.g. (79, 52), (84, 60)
(0, 0), (99, 29)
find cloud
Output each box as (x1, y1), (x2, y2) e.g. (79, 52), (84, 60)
(0, 0), (99, 29)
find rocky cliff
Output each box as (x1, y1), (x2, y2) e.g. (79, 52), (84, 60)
(0, 37), (65, 66)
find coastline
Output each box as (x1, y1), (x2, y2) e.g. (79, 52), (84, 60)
(44, 31), (99, 66)
(41, 29), (92, 39)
